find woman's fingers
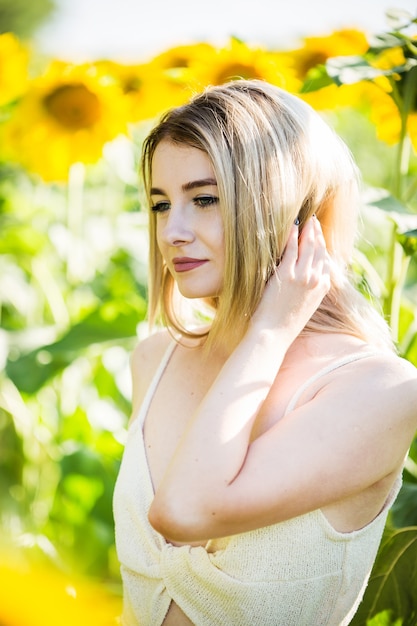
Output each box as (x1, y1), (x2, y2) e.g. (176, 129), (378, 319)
(294, 217), (317, 280)
(307, 216), (331, 288)
(278, 221), (299, 271)
(279, 216), (329, 287)
(254, 216), (330, 336)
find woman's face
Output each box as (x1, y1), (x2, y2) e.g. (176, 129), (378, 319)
(151, 140), (225, 299)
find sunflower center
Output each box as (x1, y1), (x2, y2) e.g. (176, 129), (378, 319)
(215, 63), (261, 84)
(43, 83), (101, 130)
(123, 76), (143, 94)
(300, 52), (328, 76)
(165, 56), (190, 68)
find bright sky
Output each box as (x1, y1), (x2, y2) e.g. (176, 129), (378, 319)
(35, 0), (417, 62)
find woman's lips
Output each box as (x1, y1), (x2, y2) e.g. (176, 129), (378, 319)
(172, 257), (208, 272)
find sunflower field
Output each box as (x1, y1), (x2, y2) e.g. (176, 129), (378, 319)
(1, 5), (417, 625)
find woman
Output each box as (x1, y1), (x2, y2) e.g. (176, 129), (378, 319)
(113, 79), (417, 626)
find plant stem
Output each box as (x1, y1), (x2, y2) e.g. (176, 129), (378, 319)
(393, 66), (417, 200)
(383, 225), (410, 344)
(66, 162), (85, 282)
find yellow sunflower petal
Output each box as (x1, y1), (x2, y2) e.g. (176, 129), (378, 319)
(0, 560), (121, 626)
(364, 81), (402, 144)
(371, 46), (406, 71)
(150, 42), (218, 84)
(407, 112), (417, 152)
(301, 81), (367, 111)
(99, 59), (193, 122)
(0, 32), (29, 106)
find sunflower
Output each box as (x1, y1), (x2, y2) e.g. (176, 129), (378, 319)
(292, 29), (369, 80)
(1, 60), (129, 181)
(149, 42), (219, 90)
(295, 29), (370, 110)
(0, 557), (121, 626)
(0, 32), (29, 107)
(97, 58), (194, 124)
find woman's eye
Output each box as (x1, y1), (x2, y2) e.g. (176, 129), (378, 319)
(194, 196), (219, 208)
(151, 201), (170, 213)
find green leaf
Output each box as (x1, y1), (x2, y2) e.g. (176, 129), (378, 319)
(0, 0), (55, 38)
(369, 31), (410, 52)
(404, 330), (417, 369)
(350, 527), (417, 626)
(366, 609), (403, 625)
(325, 55), (417, 86)
(397, 229), (417, 257)
(62, 474), (104, 514)
(390, 483), (417, 527)
(408, 437), (417, 466)
(326, 56), (382, 85)
(6, 298), (146, 393)
(366, 192), (417, 234)
(300, 65), (334, 93)
(367, 193), (411, 215)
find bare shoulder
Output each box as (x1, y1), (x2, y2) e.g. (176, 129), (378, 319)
(379, 353), (416, 423)
(130, 329), (174, 416)
(131, 328), (173, 373)
(329, 350), (417, 441)
(356, 351), (417, 400)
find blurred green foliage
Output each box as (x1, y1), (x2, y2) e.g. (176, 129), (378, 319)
(0, 0), (55, 38)
(0, 153), (148, 585)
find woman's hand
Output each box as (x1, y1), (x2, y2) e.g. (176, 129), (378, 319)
(252, 216), (331, 340)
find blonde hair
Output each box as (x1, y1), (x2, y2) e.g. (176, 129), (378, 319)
(142, 79), (394, 351)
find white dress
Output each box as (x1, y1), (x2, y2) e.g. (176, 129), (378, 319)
(113, 344), (402, 626)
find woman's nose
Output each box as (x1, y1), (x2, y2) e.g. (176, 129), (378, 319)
(159, 205), (194, 246)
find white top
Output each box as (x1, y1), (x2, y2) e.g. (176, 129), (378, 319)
(113, 344), (402, 626)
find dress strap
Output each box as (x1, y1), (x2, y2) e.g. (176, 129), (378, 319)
(135, 339), (177, 429)
(284, 351), (382, 416)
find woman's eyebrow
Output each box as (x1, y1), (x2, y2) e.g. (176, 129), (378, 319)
(182, 178), (217, 192)
(149, 187), (165, 196)
(150, 178), (217, 196)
